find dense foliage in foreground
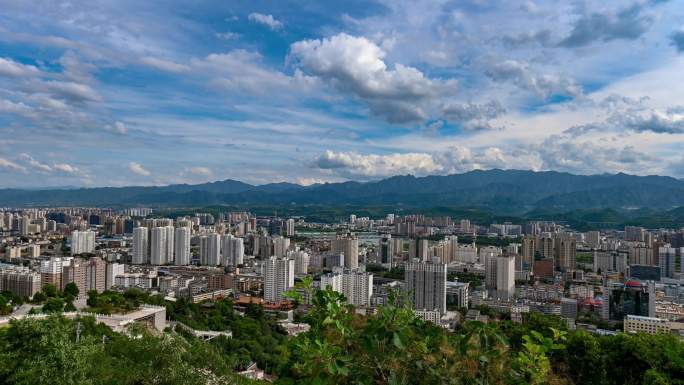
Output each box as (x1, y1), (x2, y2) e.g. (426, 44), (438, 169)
(274, 288), (684, 385)
(0, 315), (258, 385)
(1, 288), (683, 384)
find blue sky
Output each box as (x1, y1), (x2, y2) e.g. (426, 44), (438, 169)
(0, 0), (683, 187)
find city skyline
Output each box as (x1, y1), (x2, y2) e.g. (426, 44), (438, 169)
(1, 1), (684, 188)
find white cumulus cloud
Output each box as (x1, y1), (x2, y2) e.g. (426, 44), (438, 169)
(128, 162), (151, 176)
(248, 13), (283, 30)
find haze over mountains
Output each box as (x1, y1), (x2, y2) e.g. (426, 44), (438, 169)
(2, 169), (684, 212)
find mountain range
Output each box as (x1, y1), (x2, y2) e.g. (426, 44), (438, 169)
(2, 169), (684, 212)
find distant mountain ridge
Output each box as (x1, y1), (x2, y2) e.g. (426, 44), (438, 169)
(2, 169), (684, 212)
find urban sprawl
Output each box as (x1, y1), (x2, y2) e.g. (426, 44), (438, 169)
(1, 207), (684, 379)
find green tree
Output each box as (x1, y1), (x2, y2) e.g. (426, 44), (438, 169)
(63, 283), (79, 299)
(41, 298), (64, 313)
(42, 284), (58, 298)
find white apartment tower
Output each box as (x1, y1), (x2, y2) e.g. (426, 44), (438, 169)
(495, 255), (516, 301)
(290, 250), (310, 275)
(320, 268), (373, 307)
(150, 227), (168, 265)
(70, 230), (95, 256)
(222, 235), (244, 266)
(174, 227), (191, 265)
(263, 256), (294, 303)
(200, 233), (221, 266)
(272, 236), (291, 258)
(132, 227), (149, 264)
(285, 218), (295, 237)
(164, 226), (175, 264)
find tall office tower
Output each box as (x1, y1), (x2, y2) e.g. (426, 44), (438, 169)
(379, 234), (394, 266)
(495, 255), (516, 301)
(320, 268), (373, 306)
(132, 227), (149, 264)
(85, 257), (107, 293)
(150, 227), (168, 265)
(405, 260), (447, 314)
(332, 235), (359, 269)
(272, 236), (290, 258)
(658, 246), (677, 278)
(70, 230), (95, 256)
(200, 233), (221, 266)
(164, 226), (175, 263)
(485, 250), (498, 293)
(263, 256), (294, 303)
(222, 235), (244, 266)
(554, 235), (576, 271)
(290, 250), (310, 275)
(285, 218), (295, 237)
(460, 219), (471, 233)
(174, 227), (191, 265)
(349, 214), (357, 224)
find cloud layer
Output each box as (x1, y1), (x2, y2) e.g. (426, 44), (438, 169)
(0, 0), (682, 187)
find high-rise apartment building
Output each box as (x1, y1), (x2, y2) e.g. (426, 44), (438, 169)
(495, 255), (515, 301)
(554, 235), (576, 271)
(222, 235), (244, 266)
(85, 257), (107, 293)
(285, 218), (295, 237)
(0, 266), (41, 298)
(150, 227), (168, 265)
(40, 257), (68, 289)
(290, 250), (309, 275)
(379, 234), (394, 266)
(272, 236), (290, 258)
(320, 268), (373, 306)
(174, 227), (191, 265)
(62, 258), (87, 295)
(164, 226), (175, 264)
(658, 246), (677, 279)
(332, 234), (359, 269)
(263, 256), (294, 303)
(200, 233), (221, 266)
(70, 230), (95, 256)
(405, 260), (447, 314)
(132, 227), (149, 264)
